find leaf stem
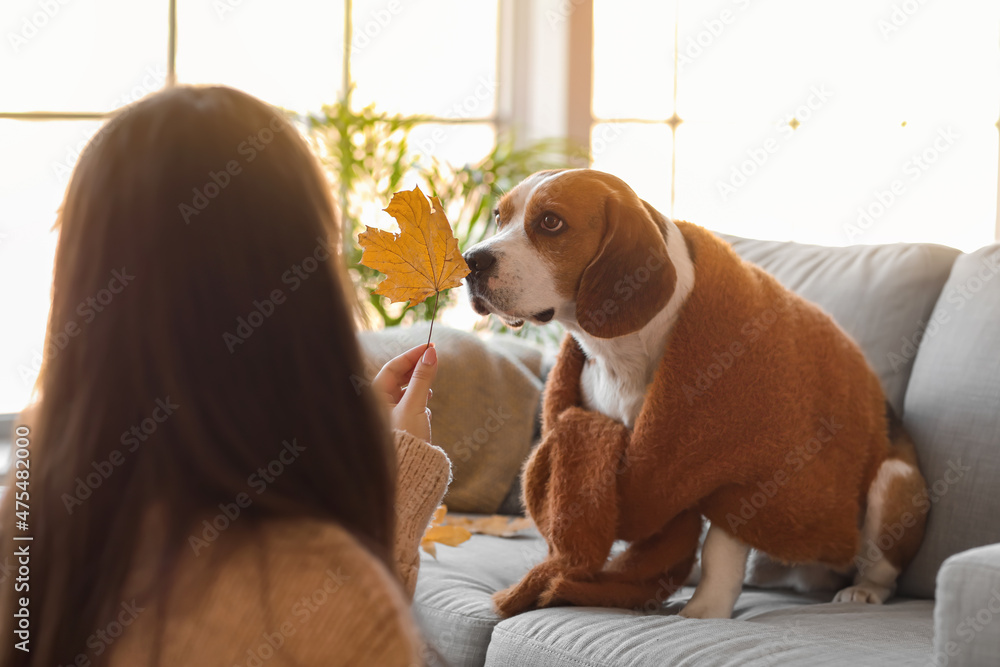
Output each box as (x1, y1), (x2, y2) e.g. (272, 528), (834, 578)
(426, 291), (440, 349)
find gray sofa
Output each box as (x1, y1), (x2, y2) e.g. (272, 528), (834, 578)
(368, 235), (1000, 666)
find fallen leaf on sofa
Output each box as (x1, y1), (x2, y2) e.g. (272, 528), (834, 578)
(358, 186), (470, 345)
(443, 514), (535, 538)
(421, 505), (472, 558)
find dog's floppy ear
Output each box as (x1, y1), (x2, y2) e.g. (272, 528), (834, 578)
(575, 196), (676, 338)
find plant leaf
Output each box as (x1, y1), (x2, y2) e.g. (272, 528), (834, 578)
(358, 186), (470, 307)
(420, 505), (472, 559)
(423, 524), (473, 547)
(430, 504), (447, 527)
(443, 515), (535, 538)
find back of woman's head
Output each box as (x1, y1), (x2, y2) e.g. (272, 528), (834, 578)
(0, 85), (394, 666)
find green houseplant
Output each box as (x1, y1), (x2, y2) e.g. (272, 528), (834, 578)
(303, 100), (585, 343)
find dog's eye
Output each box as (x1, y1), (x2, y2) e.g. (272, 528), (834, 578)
(540, 214), (564, 233)
(494, 209), (501, 227)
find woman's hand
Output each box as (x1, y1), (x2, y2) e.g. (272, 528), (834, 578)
(370, 343), (438, 443)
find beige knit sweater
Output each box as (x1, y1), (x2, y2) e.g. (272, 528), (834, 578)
(108, 430), (451, 667)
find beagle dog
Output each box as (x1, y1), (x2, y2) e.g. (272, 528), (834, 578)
(463, 169), (927, 619)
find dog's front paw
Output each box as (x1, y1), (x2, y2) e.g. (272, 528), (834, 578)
(832, 583), (891, 604)
(678, 598), (735, 619)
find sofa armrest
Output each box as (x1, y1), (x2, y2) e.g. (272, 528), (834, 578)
(934, 543), (1000, 666)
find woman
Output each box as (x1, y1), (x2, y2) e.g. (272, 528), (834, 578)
(0, 86), (450, 666)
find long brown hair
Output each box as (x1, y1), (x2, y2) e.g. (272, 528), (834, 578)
(0, 86), (395, 666)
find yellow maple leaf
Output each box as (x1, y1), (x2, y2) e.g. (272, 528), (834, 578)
(420, 505), (471, 558)
(443, 515), (535, 538)
(358, 186), (470, 308)
(430, 504), (447, 525)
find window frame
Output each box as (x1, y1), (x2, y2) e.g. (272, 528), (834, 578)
(0, 0), (507, 420)
(573, 0), (1000, 239)
(2, 0), (996, 229)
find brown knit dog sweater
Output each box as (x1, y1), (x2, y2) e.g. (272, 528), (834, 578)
(494, 222), (892, 617)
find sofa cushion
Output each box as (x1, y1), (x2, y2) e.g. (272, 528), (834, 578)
(414, 519), (934, 667)
(413, 519), (548, 667)
(721, 235), (960, 413)
(358, 325), (543, 513)
(487, 595), (934, 667)
(898, 244), (1000, 598)
(934, 543), (1000, 667)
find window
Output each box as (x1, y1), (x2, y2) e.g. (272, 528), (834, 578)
(0, 0), (500, 415)
(2, 0), (997, 416)
(589, 0), (1000, 251)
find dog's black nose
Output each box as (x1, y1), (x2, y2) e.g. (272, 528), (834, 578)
(464, 248), (496, 274)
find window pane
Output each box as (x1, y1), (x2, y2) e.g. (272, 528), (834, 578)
(365, 123), (497, 230)
(593, 0), (675, 120)
(672, 0), (999, 250)
(410, 123), (497, 170)
(0, 120), (106, 414)
(350, 0), (498, 118)
(176, 0), (344, 112)
(590, 123), (673, 215)
(0, 0), (167, 112)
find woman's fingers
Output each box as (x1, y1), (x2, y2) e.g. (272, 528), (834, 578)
(391, 346), (438, 442)
(370, 344), (438, 442)
(391, 347), (437, 442)
(397, 346), (437, 415)
(371, 343), (431, 403)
